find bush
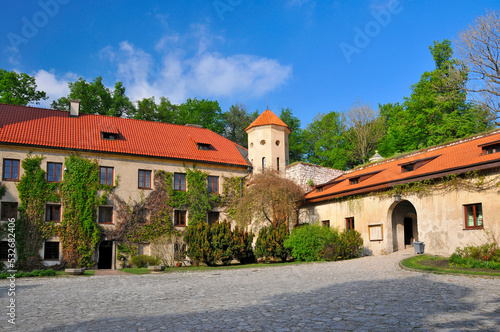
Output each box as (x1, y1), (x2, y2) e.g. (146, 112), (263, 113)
(319, 229), (363, 261)
(130, 255), (161, 268)
(284, 224), (338, 262)
(451, 240), (500, 270)
(184, 220), (255, 266)
(0, 269), (56, 279)
(254, 224), (290, 262)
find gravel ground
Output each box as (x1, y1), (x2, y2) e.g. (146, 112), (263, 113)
(1, 249), (499, 331)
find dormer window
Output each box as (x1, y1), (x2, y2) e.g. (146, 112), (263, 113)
(402, 164), (414, 173)
(349, 177), (359, 185)
(480, 140), (500, 155)
(399, 155), (439, 174)
(101, 132), (118, 141)
(197, 143), (211, 151)
(317, 186), (324, 192)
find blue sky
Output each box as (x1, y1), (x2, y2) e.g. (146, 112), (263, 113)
(2, 0), (499, 127)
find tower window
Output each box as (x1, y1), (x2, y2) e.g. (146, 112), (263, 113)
(262, 157), (266, 172)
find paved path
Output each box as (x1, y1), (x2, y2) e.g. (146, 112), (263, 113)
(1, 249), (499, 331)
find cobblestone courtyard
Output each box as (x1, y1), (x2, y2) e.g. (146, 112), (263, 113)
(1, 249), (499, 331)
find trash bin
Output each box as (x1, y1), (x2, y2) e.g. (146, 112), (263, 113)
(413, 241), (425, 254)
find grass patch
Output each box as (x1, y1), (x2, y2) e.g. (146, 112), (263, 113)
(121, 268), (151, 275)
(401, 255), (500, 277)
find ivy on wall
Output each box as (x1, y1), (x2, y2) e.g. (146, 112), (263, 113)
(59, 155), (116, 268)
(15, 154), (59, 270)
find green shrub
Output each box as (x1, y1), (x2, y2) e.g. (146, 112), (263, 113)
(254, 224), (290, 262)
(450, 254), (500, 270)
(319, 229), (363, 261)
(0, 269), (56, 279)
(284, 224), (338, 262)
(184, 220), (255, 266)
(232, 225), (255, 264)
(130, 255), (160, 268)
(451, 240), (500, 270)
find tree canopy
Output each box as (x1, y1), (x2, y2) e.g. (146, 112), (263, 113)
(0, 69), (47, 106)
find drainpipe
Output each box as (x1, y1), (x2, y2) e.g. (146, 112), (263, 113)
(240, 166), (253, 197)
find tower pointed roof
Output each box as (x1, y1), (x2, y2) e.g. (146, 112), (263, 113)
(245, 109), (291, 132)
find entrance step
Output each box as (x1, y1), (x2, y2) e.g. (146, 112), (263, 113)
(93, 269), (128, 276)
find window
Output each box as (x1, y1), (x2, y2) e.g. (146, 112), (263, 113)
(101, 132), (118, 140)
(47, 162), (62, 182)
(464, 203), (483, 229)
(138, 170), (152, 189)
(346, 217), (355, 231)
(99, 207), (113, 224)
(349, 178), (359, 185)
(3, 159), (20, 181)
(46, 204), (61, 222)
(44, 242), (60, 260)
(197, 143), (211, 150)
(1, 202), (18, 220)
(174, 173), (186, 191)
(174, 210), (187, 227)
(277, 157), (280, 172)
(317, 186), (324, 192)
(480, 141), (500, 155)
(321, 220), (330, 227)
(402, 164), (414, 173)
(0, 241), (9, 260)
(100, 167), (114, 186)
(262, 157), (266, 172)
(208, 212), (219, 226)
(208, 176), (219, 193)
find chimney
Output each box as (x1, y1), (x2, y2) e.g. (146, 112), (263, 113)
(69, 99), (81, 117)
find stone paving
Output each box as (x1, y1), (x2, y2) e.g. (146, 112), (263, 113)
(1, 249), (499, 331)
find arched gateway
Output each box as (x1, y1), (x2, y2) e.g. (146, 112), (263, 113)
(389, 200), (418, 252)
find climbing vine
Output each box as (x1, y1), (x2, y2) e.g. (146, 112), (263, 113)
(220, 176), (245, 222)
(15, 154), (59, 270)
(59, 155), (116, 268)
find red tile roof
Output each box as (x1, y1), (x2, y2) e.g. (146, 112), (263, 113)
(305, 130), (500, 203)
(0, 103), (249, 167)
(245, 109), (291, 132)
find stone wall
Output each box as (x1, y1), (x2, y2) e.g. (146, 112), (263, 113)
(286, 162), (343, 192)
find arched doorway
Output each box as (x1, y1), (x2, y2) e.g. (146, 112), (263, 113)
(98, 241), (113, 269)
(391, 200), (418, 252)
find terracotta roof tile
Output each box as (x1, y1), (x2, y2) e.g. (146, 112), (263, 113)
(245, 109), (291, 132)
(0, 103), (249, 167)
(305, 130), (500, 203)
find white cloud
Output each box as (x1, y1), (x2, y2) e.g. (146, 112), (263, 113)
(101, 33), (292, 104)
(34, 70), (76, 108)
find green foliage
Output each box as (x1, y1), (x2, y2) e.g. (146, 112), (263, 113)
(254, 224), (290, 262)
(0, 269), (56, 279)
(284, 224), (339, 262)
(220, 176), (244, 222)
(185, 166), (219, 223)
(184, 220), (254, 266)
(0, 68), (47, 105)
(223, 104), (258, 148)
(378, 40), (493, 157)
(280, 107), (306, 163)
(130, 255), (161, 268)
(51, 77), (134, 117)
(450, 254), (500, 270)
(15, 154), (59, 270)
(452, 241), (500, 263)
(303, 111), (352, 170)
(59, 155), (114, 268)
(319, 229), (364, 261)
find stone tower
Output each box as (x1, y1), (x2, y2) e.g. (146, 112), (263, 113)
(245, 109), (291, 174)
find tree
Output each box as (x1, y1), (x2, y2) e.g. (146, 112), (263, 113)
(279, 108), (306, 163)
(178, 98), (225, 135)
(222, 103), (258, 147)
(303, 111), (352, 170)
(378, 40), (493, 156)
(0, 69), (47, 106)
(345, 101), (384, 165)
(236, 171), (304, 229)
(456, 10), (500, 126)
(130, 96), (178, 123)
(52, 76), (134, 117)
